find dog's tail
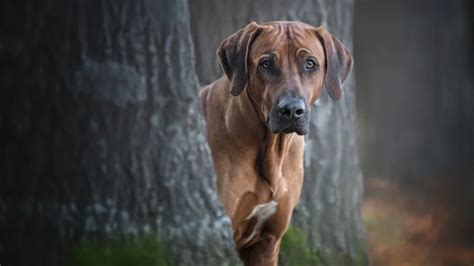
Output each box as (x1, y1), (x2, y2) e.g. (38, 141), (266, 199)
(234, 200), (278, 249)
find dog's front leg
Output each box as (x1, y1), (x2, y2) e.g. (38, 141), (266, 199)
(261, 133), (293, 200)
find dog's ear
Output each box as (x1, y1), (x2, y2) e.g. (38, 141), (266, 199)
(217, 22), (263, 96)
(315, 26), (353, 101)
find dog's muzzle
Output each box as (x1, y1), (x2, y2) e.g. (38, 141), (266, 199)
(267, 97), (310, 135)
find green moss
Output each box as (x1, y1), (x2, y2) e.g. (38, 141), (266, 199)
(279, 226), (325, 266)
(279, 226), (368, 266)
(69, 234), (176, 266)
(355, 246), (369, 266)
(69, 228), (368, 266)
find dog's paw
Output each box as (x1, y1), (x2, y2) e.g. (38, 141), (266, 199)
(246, 200), (278, 222)
(237, 201), (278, 249)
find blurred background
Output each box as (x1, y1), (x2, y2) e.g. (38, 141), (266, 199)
(0, 0), (473, 265)
(355, 0), (474, 265)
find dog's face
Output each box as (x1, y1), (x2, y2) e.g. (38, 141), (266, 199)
(217, 21), (353, 135)
(247, 22), (326, 135)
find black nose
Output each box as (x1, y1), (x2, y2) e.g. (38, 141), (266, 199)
(278, 99), (306, 120)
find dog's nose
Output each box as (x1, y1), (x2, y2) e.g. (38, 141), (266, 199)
(278, 100), (306, 120)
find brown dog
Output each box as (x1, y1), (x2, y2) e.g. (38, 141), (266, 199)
(200, 21), (353, 265)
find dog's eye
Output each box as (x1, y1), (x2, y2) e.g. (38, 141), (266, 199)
(260, 60), (271, 69)
(305, 59), (318, 70)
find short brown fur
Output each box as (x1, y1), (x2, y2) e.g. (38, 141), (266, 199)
(201, 21), (353, 265)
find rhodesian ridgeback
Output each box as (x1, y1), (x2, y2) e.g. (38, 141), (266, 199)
(200, 21), (353, 265)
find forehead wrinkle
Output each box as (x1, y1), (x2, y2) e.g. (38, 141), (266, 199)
(256, 52), (279, 61)
(285, 25), (292, 69)
(251, 24), (287, 59)
(296, 48), (312, 56)
(289, 26), (306, 39)
(287, 24), (308, 41)
(265, 23), (285, 40)
(286, 25), (302, 89)
(252, 23), (321, 63)
(254, 24), (286, 51)
(287, 26), (310, 57)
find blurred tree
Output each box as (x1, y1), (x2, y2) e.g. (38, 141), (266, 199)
(355, 0), (474, 183)
(0, 0), (365, 265)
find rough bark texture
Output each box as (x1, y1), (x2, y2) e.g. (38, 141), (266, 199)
(0, 1), (237, 265)
(0, 0), (365, 265)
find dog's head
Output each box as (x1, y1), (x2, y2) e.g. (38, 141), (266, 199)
(217, 21), (353, 135)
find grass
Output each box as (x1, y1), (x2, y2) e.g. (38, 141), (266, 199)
(69, 234), (176, 266)
(69, 227), (367, 266)
(280, 226), (368, 266)
(279, 226), (325, 265)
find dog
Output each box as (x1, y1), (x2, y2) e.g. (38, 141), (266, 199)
(200, 21), (353, 265)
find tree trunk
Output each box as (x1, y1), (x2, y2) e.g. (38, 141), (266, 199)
(1, 0), (237, 265)
(1, 0), (365, 265)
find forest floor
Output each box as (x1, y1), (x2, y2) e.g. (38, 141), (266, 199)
(363, 177), (474, 266)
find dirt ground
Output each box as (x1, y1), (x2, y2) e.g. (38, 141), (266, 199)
(363, 177), (474, 266)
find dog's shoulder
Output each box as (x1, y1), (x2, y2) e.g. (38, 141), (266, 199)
(199, 84), (211, 118)
(199, 76), (230, 118)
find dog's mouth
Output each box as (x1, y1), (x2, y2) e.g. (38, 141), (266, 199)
(266, 115), (310, 135)
(282, 125), (308, 135)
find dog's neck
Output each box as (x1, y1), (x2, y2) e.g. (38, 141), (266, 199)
(233, 91), (297, 199)
(259, 132), (294, 198)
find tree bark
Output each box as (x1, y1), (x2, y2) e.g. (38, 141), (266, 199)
(1, 0), (365, 265)
(1, 0), (237, 265)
